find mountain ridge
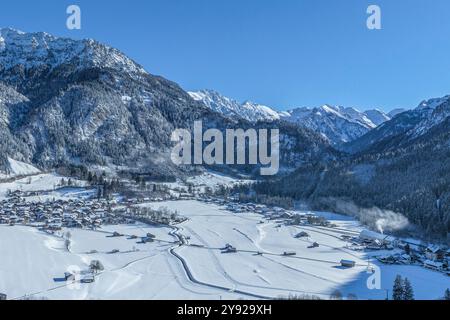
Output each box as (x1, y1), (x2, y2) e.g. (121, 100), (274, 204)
(189, 89), (397, 145)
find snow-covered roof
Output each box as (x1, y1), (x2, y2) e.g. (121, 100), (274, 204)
(359, 229), (396, 242)
(424, 260), (444, 268)
(426, 245), (443, 253)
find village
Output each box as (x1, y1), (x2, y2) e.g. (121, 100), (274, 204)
(193, 195), (450, 277)
(0, 176), (449, 300)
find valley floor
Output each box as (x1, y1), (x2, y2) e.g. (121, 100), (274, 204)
(0, 200), (448, 300)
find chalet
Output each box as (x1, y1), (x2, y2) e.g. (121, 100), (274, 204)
(359, 229), (396, 246)
(222, 243), (237, 253)
(377, 255), (396, 264)
(140, 236), (154, 243)
(80, 274), (95, 284)
(64, 272), (75, 281)
(424, 260), (444, 271)
(340, 260), (356, 268)
(308, 242), (320, 249)
(295, 231), (309, 238)
(399, 254), (412, 264)
(425, 245), (445, 261)
(283, 251), (296, 256)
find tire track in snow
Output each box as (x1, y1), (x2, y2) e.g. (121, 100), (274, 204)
(181, 225), (333, 297)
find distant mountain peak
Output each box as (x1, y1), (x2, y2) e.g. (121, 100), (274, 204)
(188, 89), (280, 122)
(0, 28), (147, 79)
(417, 95), (450, 110)
(190, 89), (393, 145)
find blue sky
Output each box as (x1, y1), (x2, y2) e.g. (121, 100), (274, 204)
(1, 0), (450, 112)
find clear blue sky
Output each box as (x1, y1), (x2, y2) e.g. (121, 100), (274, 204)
(1, 0), (450, 112)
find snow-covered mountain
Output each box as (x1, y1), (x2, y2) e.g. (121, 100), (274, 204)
(387, 108), (407, 118)
(190, 89), (393, 145)
(344, 95), (450, 154)
(280, 105), (393, 144)
(0, 29), (335, 175)
(188, 89), (281, 122)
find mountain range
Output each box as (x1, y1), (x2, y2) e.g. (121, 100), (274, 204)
(189, 89), (404, 145)
(1, 28), (450, 239)
(256, 94), (450, 240)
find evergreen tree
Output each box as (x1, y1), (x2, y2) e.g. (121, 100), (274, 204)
(403, 278), (414, 300)
(392, 275), (404, 300)
(444, 288), (450, 300)
(404, 244), (410, 255)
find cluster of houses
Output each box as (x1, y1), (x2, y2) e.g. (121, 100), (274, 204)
(353, 229), (450, 275)
(197, 196), (294, 220)
(0, 190), (126, 231)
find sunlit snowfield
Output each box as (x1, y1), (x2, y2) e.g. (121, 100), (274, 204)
(0, 200), (448, 300)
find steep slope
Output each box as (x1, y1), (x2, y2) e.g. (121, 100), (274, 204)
(343, 96), (450, 154)
(257, 94), (450, 239)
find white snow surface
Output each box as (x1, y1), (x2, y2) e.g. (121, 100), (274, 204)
(0, 173), (88, 200)
(1, 200), (448, 300)
(0, 158), (41, 180)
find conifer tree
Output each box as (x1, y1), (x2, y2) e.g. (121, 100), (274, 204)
(403, 278), (414, 300)
(392, 275), (404, 300)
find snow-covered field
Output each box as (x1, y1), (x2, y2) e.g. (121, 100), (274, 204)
(163, 171), (252, 194)
(0, 200), (448, 300)
(0, 173), (90, 200)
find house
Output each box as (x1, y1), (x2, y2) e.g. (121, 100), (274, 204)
(424, 260), (444, 271)
(425, 245), (445, 261)
(295, 231), (309, 238)
(0, 293), (7, 300)
(283, 251), (296, 256)
(308, 242), (320, 249)
(140, 236), (154, 243)
(359, 229), (396, 246)
(80, 274), (95, 283)
(340, 260), (356, 268)
(222, 243), (237, 253)
(64, 272), (75, 281)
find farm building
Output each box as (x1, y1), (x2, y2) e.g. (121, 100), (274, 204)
(359, 230), (396, 246)
(425, 245), (445, 262)
(340, 260), (356, 268)
(424, 260), (444, 271)
(80, 274), (95, 283)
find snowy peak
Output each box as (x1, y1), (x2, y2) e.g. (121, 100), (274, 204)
(190, 89), (393, 145)
(0, 28), (147, 77)
(188, 89), (280, 122)
(417, 95), (450, 110)
(344, 94), (450, 154)
(281, 105), (392, 145)
(283, 105), (390, 129)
